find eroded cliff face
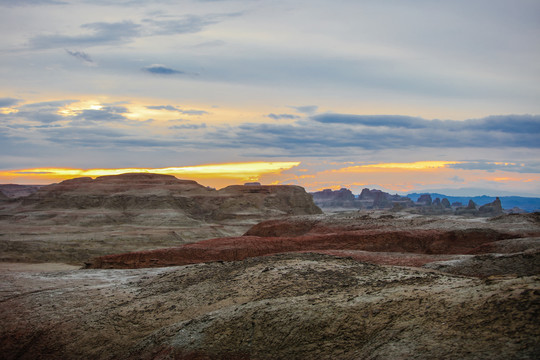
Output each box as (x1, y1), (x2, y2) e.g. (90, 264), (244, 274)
(22, 173), (321, 219)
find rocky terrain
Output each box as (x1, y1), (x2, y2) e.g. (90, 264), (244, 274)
(312, 187), (539, 214)
(1, 253), (538, 359)
(0, 173), (321, 264)
(87, 212), (540, 277)
(0, 175), (539, 359)
(0, 184), (42, 198)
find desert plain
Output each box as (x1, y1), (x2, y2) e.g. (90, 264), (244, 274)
(0, 173), (539, 359)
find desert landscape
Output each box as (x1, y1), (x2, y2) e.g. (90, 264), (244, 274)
(3, 0), (540, 358)
(1, 173), (539, 359)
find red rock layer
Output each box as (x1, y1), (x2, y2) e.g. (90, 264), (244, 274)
(87, 228), (519, 269)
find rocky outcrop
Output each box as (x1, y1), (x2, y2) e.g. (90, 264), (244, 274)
(311, 188), (357, 208)
(441, 198), (451, 208)
(359, 188), (379, 200)
(479, 197), (504, 216)
(313, 187), (412, 210)
(22, 173), (321, 220)
(417, 194), (432, 205)
(456, 200), (479, 216)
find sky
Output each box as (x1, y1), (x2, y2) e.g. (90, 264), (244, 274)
(0, 0), (539, 196)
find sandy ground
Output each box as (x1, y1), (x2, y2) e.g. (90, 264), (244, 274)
(0, 262), (80, 272)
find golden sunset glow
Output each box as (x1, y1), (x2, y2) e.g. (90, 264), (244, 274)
(0, 162), (301, 187)
(57, 101), (105, 116)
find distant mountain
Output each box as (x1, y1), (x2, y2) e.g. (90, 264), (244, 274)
(406, 193), (540, 212)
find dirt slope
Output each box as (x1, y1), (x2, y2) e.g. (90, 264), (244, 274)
(1, 253), (538, 360)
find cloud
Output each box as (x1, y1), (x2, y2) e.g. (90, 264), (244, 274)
(147, 105), (178, 111)
(291, 105), (318, 114)
(0, 0), (66, 6)
(6, 103), (540, 174)
(169, 123), (207, 130)
(65, 49), (94, 64)
(142, 15), (218, 36)
(146, 105), (208, 115)
(3, 101), (129, 124)
(200, 114), (540, 155)
(142, 64), (184, 75)
(29, 21), (141, 49)
(463, 115), (540, 134)
(73, 106), (129, 122)
(20, 100), (78, 109)
(10, 100), (78, 123)
(266, 113), (300, 120)
(26, 12), (230, 50)
(180, 109), (208, 115)
(448, 161), (540, 174)
(0, 97), (20, 107)
(449, 176), (465, 183)
(312, 114), (429, 129)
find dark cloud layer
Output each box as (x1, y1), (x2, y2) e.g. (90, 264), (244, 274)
(142, 64), (184, 75)
(210, 113), (540, 153)
(0, 97), (20, 107)
(30, 21), (141, 48)
(65, 49), (94, 64)
(266, 113), (300, 120)
(147, 105), (178, 111)
(449, 161), (540, 174)
(312, 114), (428, 129)
(73, 106), (129, 122)
(3, 102), (539, 164)
(291, 105), (318, 114)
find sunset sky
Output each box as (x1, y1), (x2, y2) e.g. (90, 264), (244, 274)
(1, 0), (539, 196)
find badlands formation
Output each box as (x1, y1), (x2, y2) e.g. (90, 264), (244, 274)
(0, 173), (539, 359)
(0, 173), (320, 264)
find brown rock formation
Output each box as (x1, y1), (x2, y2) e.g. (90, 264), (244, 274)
(0, 173), (321, 264)
(23, 173), (321, 219)
(441, 197), (451, 208)
(455, 199), (479, 216)
(417, 194), (432, 205)
(311, 188), (357, 208)
(479, 197), (504, 216)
